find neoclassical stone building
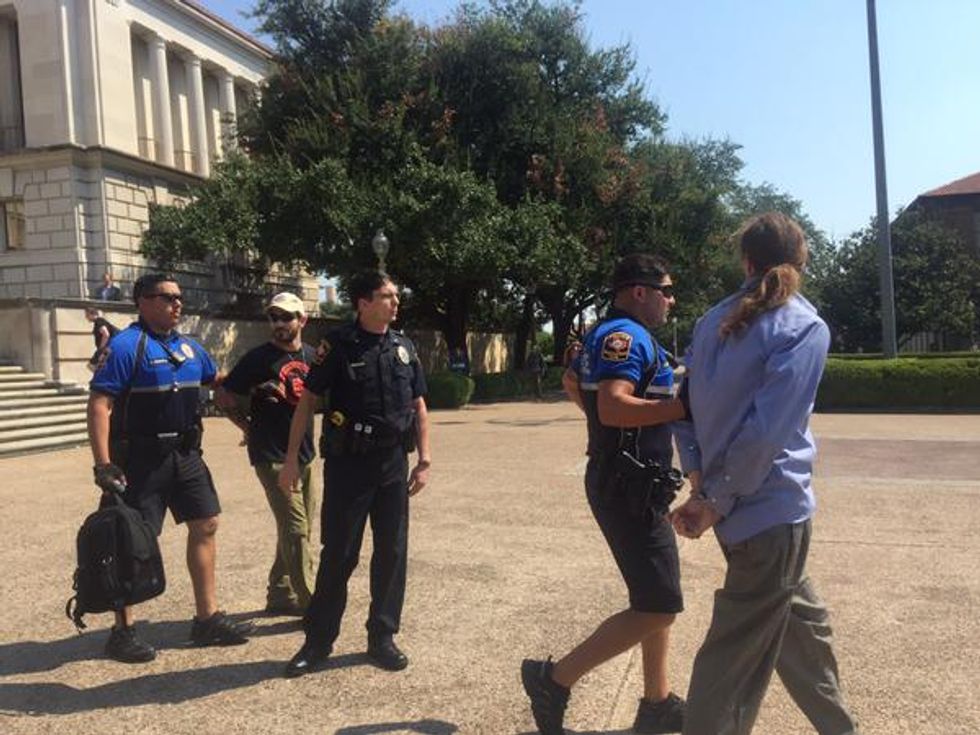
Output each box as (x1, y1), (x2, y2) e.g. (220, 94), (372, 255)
(0, 0), (316, 307)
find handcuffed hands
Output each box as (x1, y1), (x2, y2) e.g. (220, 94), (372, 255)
(669, 495), (722, 539)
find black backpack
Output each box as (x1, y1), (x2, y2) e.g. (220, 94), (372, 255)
(65, 493), (166, 630)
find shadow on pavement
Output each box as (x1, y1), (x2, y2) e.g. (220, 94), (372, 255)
(0, 660), (281, 715)
(0, 613), (299, 678)
(334, 719), (458, 734)
(486, 417), (582, 427)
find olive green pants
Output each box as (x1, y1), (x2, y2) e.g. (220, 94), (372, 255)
(254, 462), (317, 609)
(684, 521), (860, 735)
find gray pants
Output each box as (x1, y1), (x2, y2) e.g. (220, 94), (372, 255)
(684, 521), (860, 735)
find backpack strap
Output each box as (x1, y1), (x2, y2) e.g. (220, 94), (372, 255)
(116, 330), (148, 441)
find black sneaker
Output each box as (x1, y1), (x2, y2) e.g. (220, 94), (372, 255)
(520, 657), (569, 735)
(632, 692), (685, 734)
(105, 625), (156, 664)
(190, 610), (254, 646)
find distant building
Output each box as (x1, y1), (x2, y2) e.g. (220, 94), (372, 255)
(0, 0), (316, 308)
(907, 171), (980, 254)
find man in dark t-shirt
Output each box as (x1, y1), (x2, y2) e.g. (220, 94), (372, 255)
(216, 292), (318, 614)
(84, 306), (119, 372)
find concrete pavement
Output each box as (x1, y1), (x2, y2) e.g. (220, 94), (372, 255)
(0, 402), (977, 734)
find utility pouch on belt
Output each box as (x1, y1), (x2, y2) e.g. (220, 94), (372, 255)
(608, 449), (684, 519)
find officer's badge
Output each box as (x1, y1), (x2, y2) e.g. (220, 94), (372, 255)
(601, 331), (632, 362)
(396, 345), (411, 365)
(314, 338), (332, 365)
(180, 343), (195, 360)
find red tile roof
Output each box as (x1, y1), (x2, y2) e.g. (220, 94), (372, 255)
(921, 171), (980, 198)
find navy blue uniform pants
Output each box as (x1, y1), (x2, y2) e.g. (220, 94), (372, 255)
(304, 446), (409, 648)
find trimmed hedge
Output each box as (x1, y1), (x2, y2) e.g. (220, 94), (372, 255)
(425, 370), (475, 409)
(471, 366), (564, 401)
(817, 357), (980, 410)
(829, 351), (978, 361)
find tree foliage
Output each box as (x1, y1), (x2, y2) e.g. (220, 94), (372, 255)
(142, 0), (849, 361)
(820, 210), (980, 352)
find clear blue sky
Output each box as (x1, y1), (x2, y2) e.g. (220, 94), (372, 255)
(205, 0), (980, 242)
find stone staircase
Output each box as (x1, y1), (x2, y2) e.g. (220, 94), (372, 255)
(0, 364), (89, 457)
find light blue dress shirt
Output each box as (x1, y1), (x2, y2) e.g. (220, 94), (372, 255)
(673, 281), (830, 545)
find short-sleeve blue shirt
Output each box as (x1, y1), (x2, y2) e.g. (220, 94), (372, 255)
(575, 308), (674, 463)
(91, 320), (216, 438)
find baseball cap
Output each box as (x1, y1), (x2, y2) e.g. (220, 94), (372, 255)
(610, 254), (668, 292)
(266, 292), (306, 316)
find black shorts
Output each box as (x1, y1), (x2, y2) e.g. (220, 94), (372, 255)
(121, 447), (221, 535)
(586, 461), (683, 614)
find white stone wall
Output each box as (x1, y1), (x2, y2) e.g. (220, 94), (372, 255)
(0, 161), (82, 299)
(0, 2), (318, 313)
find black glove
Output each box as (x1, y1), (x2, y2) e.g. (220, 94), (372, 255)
(94, 463), (127, 494)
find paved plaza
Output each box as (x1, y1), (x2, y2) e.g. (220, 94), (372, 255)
(0, 401), (978, 734)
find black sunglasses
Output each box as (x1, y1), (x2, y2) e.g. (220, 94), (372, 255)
(146, 292), (183, 304)
(627, 283), (675, 299)
(268, 311), (298, 323)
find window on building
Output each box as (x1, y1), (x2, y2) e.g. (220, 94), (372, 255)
(0, 200), (25, 251)
(0, 15), (25, 152)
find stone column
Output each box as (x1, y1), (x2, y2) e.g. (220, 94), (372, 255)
(149, 34), (174, 167)
(185, 54), (210, 177)
(217, 70), (237, 155)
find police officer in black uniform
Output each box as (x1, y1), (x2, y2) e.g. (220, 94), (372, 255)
(521, 254), (688, 734)
(278, 270), (431, 678)
(88, 273), (252, 663)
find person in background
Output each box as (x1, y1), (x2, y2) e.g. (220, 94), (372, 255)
(84, 306), (119, 372)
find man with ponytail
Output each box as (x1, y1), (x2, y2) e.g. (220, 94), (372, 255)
(671, 213), (860, 735)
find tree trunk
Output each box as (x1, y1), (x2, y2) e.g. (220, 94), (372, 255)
(552, 310), (576, 365)
(442, 287), (470, 369)
(512, 292), (535, 370)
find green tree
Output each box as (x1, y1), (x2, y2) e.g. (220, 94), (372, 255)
(821, 210), (980, 351)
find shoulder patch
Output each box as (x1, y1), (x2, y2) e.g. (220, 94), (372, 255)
(601, 331), (633, 362)
(314, 338), (332, 365)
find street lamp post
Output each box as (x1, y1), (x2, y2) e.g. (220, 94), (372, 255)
(371, 229), (390, 272)
(866, 0), (898, 358)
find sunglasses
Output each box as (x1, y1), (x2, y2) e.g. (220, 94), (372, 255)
(146, 292), (183, 304)
(268, 311), (298, 323)
(628, 283), (675, 299)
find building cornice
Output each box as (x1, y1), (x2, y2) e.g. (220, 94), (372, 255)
(166, 0), (275, 60)
(0, 144), (206, 186)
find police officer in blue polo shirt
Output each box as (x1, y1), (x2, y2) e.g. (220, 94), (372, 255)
(521, 253), (688, 735)
(88, 273), (252, 663)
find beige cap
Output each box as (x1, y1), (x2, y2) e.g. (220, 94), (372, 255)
(266, 292), (306, 316)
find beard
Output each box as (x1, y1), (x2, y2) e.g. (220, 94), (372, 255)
(273, 325), (299, 342)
